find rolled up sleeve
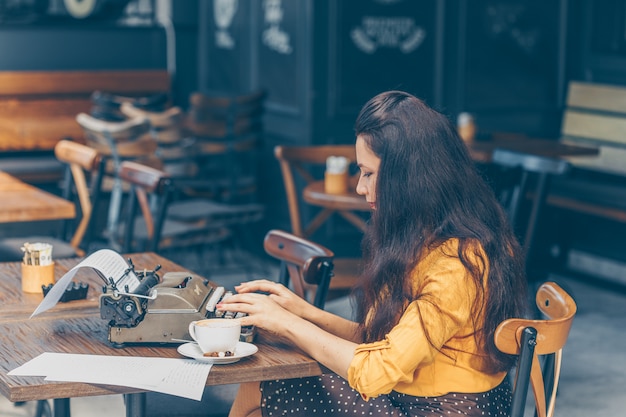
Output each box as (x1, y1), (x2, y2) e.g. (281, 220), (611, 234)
(347, 248), (477, 399)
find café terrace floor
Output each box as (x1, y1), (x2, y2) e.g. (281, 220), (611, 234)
(1, 244), (625, 417)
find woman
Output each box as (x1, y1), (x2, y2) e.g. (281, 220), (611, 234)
(218, 90), (528, 416)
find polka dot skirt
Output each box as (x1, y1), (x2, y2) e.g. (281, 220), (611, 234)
(260, 373), (511, 416)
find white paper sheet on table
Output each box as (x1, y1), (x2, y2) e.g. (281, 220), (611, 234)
(30, 249), (141, 318)
(9, 352), (212, 401)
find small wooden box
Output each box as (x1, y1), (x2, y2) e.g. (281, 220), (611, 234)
(21, 262), (55, 294)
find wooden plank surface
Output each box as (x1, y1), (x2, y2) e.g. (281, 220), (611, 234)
(0, 171), (75, 223)
(562, 110), (626, 147)
(467, 133), (599, 163)
(567, 81), (626, 114)
(0, 117), (85, 151)
(0, 70), (170, 97)
(0, 252), (322, 403)
(0, 317), (321, 402)
(0, 70), (169, 152)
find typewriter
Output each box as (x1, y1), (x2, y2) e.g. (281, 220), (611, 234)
(99, 260), (252, 347)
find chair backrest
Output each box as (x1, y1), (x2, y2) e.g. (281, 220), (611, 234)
(186, 90), (266, 138)
(77, 112), (164, 248)
(54, 139), (105, 252)
(559, 80), (626, 177)
(274, 144), (357, 237)
(491, 148), (571, 257)
(184, 90), (266, 203)
(75, 112), (160, 167)
(263, 229), (335, 308)
(120, 102), (195, 177)
(494, 281), (577, 417)
(117, 160), (172, 253)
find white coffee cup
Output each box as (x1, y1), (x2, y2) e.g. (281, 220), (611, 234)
(188, 318), (241, 355)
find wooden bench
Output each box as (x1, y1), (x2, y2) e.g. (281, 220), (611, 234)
(545, 81), (626, 223)
(0, 69), (170, 183)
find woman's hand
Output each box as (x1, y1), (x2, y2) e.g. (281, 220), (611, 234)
(216, 290), (300, 337)
(231, 279), (317, 320)
(219, 280), (360, 379)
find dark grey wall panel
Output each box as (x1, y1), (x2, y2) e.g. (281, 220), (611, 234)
(0, 24), (167, 71)
(330, 0), (442, 116)
(198, 0), (253, 93)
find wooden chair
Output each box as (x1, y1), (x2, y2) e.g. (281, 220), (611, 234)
(183, 90), (266, 203)
(264, 229), (335, 309)
(491, 148), (571, 275)
(90, 90), (170, 121)
(494, 281), (577, 417)
(0, 140), (105, 261)
(163, 90), (267, 274)
(275, 144), (365, 237)
(116, 161), (230, 254)
(76, 112), (162, 246)
(120, 101), (197, 178)
(55, 139), (106, 252)
(274, 144), (367, 302)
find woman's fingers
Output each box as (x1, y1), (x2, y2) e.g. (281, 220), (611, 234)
(217, 292), (291, 330)
(218, 292), (264, 309)
(234, 279), (286, 294)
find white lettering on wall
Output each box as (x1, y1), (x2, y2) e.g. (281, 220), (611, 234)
(214, 0), (238, 50)
(262, 0), (293, 55)
(351, 16), (426, 54)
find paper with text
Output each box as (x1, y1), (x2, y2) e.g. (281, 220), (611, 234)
(9, 352), (212, 401)
(30, 249), (140, 318)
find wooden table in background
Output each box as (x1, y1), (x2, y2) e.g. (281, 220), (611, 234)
(296, 135), (599, 297)
(0, 252), (322, 417)
(0, 171), (75, 223)
(467, 133), (599, 163)
(300, 134), (599, 236)
(302, 177), (370, 235)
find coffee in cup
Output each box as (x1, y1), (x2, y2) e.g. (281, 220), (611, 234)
(188, 318), (241, 357)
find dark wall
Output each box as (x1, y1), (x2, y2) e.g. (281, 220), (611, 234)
(194, 0), (593, 232)
(456, 0), (572, 137)
(3, 0), (626, 237)
(170, 0), (199, 108)
(0, 22), (167, 72)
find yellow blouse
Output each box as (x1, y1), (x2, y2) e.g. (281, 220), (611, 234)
(347, 239), (506, 399)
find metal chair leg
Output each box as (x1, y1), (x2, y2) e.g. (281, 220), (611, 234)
(34, 400), (52, 417)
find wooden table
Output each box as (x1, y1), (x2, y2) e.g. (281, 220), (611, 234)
(0, 171), (75, 223)
(467, 133), (599, 163)
(0, 253), (322, 417)
(300, 135), (599, 236)
(302, 177), (370, 235)
(297, 135), (599, 296)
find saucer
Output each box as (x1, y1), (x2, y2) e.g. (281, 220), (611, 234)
(177, 341), (258, 364)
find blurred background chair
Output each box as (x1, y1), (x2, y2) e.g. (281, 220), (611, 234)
(490, 148), (571, 283)
(90, 90), (170, 122)
(75, 112), (160, 248)
(162, 90), (267, 275)
(0, 139), (105, 261)
(55, 139), (106, 254)
(494, 281), (577, 417)
(264, 229), (334, 309)
(115, 160), (230, 255)
(182, 90), (266, 203)
(274, 144), (367, 305)
(120, 100), (197, 178)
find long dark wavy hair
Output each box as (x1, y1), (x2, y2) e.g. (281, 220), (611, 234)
(354, 91), (527, 373)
